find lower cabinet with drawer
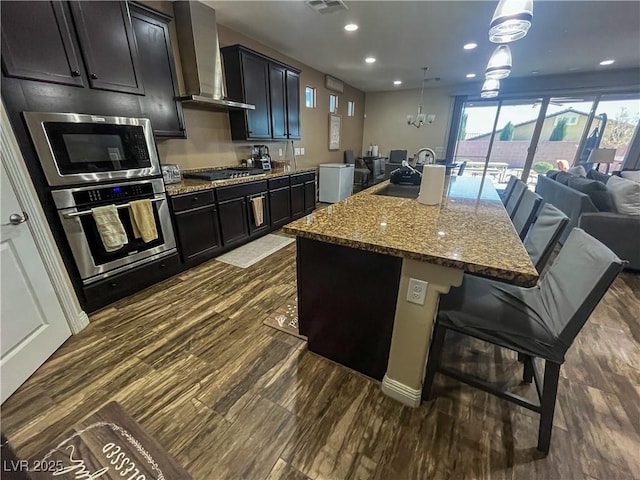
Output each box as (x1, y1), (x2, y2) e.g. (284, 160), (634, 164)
(171, 190), (222, 265)
(83, 252), (181, 312)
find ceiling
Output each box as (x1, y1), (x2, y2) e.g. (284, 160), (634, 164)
(203, 1), (640, 93)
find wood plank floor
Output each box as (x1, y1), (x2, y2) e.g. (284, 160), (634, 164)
(2, 241), (640, 480)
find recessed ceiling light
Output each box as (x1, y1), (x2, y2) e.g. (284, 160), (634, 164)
(599, 59), (615, 66)
(344, 23), (358, 32)
(365, 57), (376, 64)
(568, 67), (579, 71)
(463, 43), (478, 50)
(393, 80), (402, 85)
(466, 73), (476, 78)
(531, 70), (539, 74)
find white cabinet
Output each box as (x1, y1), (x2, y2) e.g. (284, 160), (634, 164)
(319, 164), (354, 203)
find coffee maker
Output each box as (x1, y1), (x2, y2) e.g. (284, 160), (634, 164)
(251, 145), (272, 171)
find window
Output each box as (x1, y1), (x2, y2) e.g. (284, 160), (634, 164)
(305, 87), (316, 108)
(329, 94), (338, 113)
(347, 100), (355, 117)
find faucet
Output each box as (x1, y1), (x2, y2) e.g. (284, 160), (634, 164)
(412, 147), (436, 166)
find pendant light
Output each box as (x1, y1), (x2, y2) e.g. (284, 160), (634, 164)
(407, 67), (429, 128)
(489, 0), (533, 43)
(485, 45), (512, 79)
(481, 78), (500, 98)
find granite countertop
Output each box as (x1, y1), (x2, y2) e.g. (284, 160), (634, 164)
(283, 177), (539, 287)
(165, 167), (316, 196)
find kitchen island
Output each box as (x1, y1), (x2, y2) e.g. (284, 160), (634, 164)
(284, 176), (538, 407)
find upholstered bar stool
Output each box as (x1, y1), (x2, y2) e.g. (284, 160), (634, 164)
(500, 175), (518, 204)
(423, 229), (625, 454)
(512, 189), (544, 239)
(505, 180), (526, 219)
(524, 204), (569, 273)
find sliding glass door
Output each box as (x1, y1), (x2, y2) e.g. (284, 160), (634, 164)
(450, 92), (640, 188)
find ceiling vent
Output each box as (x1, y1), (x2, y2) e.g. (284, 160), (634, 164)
(305, 0), (348, 14)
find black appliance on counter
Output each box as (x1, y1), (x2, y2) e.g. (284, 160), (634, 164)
(252, 145), (272, 171)
(390, 165), (423, 185)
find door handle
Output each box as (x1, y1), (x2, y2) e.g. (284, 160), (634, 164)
(5, 212), (28, 226)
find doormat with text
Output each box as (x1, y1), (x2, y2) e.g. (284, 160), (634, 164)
(262, 298), (306, 340)
(23, 402), (192, 479)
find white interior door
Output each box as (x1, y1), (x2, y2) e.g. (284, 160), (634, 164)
(1, 162), (71, 403)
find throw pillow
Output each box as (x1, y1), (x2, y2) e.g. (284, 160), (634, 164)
(607, 175), (640, 216)
(567, 176), (613, 212)
(567, 165), (587, 177)
(587, 169), (612, 184)
(621, 170), (640, 183)
(555, 171), (574, 185)
(546, 170), (561, 180)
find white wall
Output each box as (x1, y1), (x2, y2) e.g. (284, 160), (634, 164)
(362, 86), (454, 160)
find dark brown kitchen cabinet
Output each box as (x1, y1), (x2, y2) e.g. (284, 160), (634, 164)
(304, 180), (316, 213)
(0, 1), (85, 87)
(130, 5), (185, 137)
(68, 1), (144, 95)
(223, 46), (271, 140)
(269, 186), (291, 227)
(269, 64), (288, 140)
(286, 70), (301, 139)
(291, 184), (305, 219)
(173, 205), (221, 263)
(218, 197), (250, 247)
(222, 44), (301, 141)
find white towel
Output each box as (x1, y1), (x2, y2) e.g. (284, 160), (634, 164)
(251, 196), (264, 227)
(92, 205), (128, 252)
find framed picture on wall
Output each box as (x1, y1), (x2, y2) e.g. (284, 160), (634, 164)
(329, 113), (341, 151)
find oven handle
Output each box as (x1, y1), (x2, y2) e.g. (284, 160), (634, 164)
(62, 197), (165, 218)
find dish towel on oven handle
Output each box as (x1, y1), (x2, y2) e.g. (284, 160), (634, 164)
(251, 196), (264, 227)
(129, 199), (158, 243)
(91, 205), (128, 252)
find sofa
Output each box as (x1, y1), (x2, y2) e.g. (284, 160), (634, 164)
(535, 171), (640, 270)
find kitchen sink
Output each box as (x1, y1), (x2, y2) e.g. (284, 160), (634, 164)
(373, 184), (420, 199)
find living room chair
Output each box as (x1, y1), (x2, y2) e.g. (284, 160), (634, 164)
(512, 189), (543, 240)
(423, 228), (625, 454)
(524, 204), (570, 273)
(500, 176), (518, 204)
(344, 150), (370, 187)
(505, 180), (526, 218)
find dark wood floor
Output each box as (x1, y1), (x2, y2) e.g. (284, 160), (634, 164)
(2, 241), (640, 479)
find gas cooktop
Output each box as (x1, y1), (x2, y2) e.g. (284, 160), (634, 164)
(182, 167), (267, 181)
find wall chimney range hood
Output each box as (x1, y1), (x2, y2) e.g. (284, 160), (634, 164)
(174, 1), (255, 110)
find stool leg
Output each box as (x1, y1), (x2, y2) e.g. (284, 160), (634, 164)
(522, 355), (534, 383)
(537, 361), (561, 454)
(422, 324), (446, 400)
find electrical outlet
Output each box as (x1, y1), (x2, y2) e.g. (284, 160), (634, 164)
(294, 148), (301, 155)
(406, 278), (428, 305)
(279, 148), (283, 156)
(300, 147), (305, 155)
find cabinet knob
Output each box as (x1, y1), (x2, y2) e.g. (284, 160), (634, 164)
(110, 282), (117, 288)
(160, 263), (166, 268)
(90, 73), (99, 80)
(192, 196), (198, 201)
(71, 70), (81, 77)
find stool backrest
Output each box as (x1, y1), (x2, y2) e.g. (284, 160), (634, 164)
(540, 228), (624, 351)
(344, 150), (356, 164)
(513, 190), (543, 239)
(501, 176), (518, 204)
(389, 150), (407, 163)
(505, 181), (526, 218)
(524, 204), (569, 272)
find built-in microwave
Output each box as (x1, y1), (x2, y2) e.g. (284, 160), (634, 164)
(23, 112), (161, 187)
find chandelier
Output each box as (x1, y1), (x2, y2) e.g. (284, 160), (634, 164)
(407, 67), (429, 128)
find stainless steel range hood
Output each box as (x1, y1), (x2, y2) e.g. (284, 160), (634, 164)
(174, 1), (255, 110)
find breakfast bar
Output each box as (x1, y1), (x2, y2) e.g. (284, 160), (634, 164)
(284, 176), (538, 407)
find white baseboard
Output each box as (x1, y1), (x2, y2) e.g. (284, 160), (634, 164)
(381, 375), (422, 408)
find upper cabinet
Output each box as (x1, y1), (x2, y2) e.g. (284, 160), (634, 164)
(0, 1), (85, 87)
(130, 4), (185, 138)
(68, 1), (144, 95)
(1, 1), (185, 138)
(222, 45), (301, 141)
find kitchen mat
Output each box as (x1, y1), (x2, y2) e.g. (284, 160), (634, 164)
(262, 297), (306, 340)
(215, 234), (294, 268)
(25, 401), (192, 479)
